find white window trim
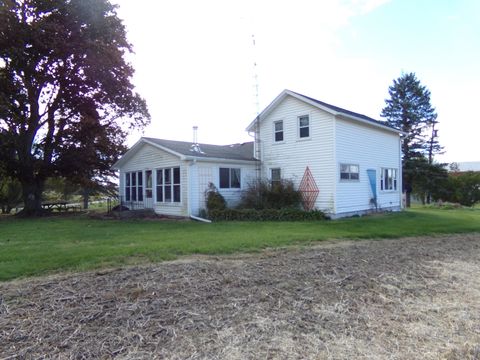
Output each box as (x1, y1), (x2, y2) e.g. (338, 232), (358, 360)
(270, 167), (281, 185)
(219, 167), (242, 189)
(339, 163), (360, 182)
(273, 120), (285, 143)
(125, 171), (144, 202)
(155, 167), (182, 203)
(297, 114), (311, 140)
(380, 167), (398, 192)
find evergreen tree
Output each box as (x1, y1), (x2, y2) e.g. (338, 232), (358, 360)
(381, 73), (440, 206)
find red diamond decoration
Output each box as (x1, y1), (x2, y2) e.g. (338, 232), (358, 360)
(299, 166), (319, 211)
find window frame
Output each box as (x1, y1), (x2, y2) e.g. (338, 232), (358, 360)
(125, 171), (144, 202)
(298, 114), (310, 139)
(339, 163), (360, 182)
(271, 168), (281, 187)
(380, 168), (398, 191)
(156, 167), (181, 203)
(219, 167), (241, 189)
(273, 120), (284, 142)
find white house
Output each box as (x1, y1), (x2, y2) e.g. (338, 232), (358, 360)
(113, 90), (404, 218)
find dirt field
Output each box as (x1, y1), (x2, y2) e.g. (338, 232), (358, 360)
(1, 234), (480, 359)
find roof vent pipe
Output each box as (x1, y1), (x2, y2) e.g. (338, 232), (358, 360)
(193, 125), (198, 145)
(190, 126), (204, 154)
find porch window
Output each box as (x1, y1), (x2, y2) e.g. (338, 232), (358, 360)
(381, 168), (398, 191)
(145, 170), (153, 198)
(125, 171), (143, 201)
(156, 167), (181, 203)
(219, 168), (241, 189)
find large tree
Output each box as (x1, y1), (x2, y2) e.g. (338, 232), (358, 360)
(0, 0), (150, 215)
(381, 72), (441, 206)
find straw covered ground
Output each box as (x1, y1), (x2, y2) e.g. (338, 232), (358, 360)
(1, 234), (480, 359)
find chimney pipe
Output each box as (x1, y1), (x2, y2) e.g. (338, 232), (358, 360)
(193, 126), (198, 145)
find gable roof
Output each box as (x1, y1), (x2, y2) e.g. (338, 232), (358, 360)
(246, 89), (403, 135)
(113, 137), (256, 169)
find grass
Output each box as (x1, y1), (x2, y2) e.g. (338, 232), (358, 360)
(0, 207), (479, 281)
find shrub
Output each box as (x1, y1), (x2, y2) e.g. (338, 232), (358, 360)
(205, 182), (226, 213)
(239, 179), (303, 210)
(208, 208), (328, 221)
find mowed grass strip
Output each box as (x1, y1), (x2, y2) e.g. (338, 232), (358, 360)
(0, 207), (479, 281)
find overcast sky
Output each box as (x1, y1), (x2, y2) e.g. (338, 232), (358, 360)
(112, 0), (479, 163)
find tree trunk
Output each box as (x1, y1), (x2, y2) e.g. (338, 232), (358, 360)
(405, 191), (411, 208)
(83, 190), (89, 210)
(18, 179), (45, 216)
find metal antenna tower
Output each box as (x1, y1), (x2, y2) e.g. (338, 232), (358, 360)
(252, 34), (262, 180)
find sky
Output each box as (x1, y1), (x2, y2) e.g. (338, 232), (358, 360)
(112, 0), (480, 163)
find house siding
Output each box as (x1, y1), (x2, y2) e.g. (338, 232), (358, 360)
(190, 162), (256, 214)
(335, 117), (402, 214)
(118, 143), (189, 216)
(259, 95), (336, 213)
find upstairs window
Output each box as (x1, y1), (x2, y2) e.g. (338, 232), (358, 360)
(340, 164), (359, 181)
(274, 120), (284, 142)
(381, 168), (398, 191)
(298, 115), (310, 138)
(219, 168), (241, 189)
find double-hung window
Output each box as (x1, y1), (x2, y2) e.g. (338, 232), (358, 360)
(381, 168), (398, 191)
(219, 168), (241, 189)
(340, 164), (359, 181)
(125, 171), (143, 202)
(274, 120), (284, 142)
(298, 115), (310, 138)
(156, 167), (181, 202)
(271, 168), (281, 187)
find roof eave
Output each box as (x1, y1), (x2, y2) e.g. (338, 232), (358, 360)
(184, 156), (259, 165)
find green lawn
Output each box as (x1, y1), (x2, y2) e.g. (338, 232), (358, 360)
(1, 207), (479, 281)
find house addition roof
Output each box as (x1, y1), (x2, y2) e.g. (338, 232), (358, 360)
(112, 137), (256, 169)
(142, 137), (256, 161)
(246, 89), (403, 135)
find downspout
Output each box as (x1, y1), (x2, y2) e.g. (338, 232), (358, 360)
(187, 158), (212, 223)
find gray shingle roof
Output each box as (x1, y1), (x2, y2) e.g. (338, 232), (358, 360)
(143, 137), (257, 161)
(290, 91), (396, 130)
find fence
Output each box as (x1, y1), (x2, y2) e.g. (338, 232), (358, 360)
(107, 196), (154, 213)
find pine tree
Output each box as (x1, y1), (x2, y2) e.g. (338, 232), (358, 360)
(381, 73), (440, 207)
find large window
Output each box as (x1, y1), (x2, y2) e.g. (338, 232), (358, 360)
(125, 171), (143, 202)
(340, 164), (359, 181)
(219, 168), (241, 189)
(156, 167), (181, 203)
(298, 115), (310, 138)
(381, 168), (398, 191)
(274, 120), (284, 142)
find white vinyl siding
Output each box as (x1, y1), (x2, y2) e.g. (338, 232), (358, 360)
(335, 117), (401, 214)
(259, 95), (336, 213)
